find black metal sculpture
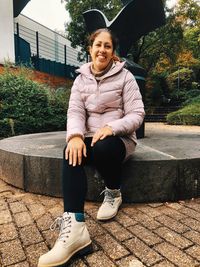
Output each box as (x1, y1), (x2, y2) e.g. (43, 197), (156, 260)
(83, 0), (166, 138)
(83, 0), (166, 57)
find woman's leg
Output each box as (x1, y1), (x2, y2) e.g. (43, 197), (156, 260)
(62, 138), (92, 213)
(92, 136), (126, 189)
(38, 138), (93, 267)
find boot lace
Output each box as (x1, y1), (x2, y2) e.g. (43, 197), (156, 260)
(100, 189), (116, 206)
(50, 213), (72, 242)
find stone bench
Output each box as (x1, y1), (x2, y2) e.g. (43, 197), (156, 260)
(0, 129), (199, 202)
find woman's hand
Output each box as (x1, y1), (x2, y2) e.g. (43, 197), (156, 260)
(91, 126), (113, 147)
(65, 137), (87, 166)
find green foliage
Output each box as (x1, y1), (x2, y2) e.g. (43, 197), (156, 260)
(167, 68), (194, 91)
(183, 94), (200, 106)
(184, 27), (200, 59)
(138, 12), (183, 69)
(167, 102), (200, 125)
(0, 66), (69, 137)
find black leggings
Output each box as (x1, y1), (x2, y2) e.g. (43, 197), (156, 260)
(62, 136), (126, 213)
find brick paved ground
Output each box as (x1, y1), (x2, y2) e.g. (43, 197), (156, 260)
(0, 179), (200, 267)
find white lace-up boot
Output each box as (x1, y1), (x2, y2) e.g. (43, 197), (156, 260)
(97, 187), (122, 220)
(38, 212), (92, 267)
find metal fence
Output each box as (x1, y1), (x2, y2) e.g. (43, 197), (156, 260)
(14, 22), (83, 78)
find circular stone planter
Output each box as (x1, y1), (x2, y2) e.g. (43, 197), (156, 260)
(0, 127), (199, 202)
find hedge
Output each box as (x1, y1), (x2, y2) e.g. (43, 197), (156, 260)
(166, 103), (200, 125)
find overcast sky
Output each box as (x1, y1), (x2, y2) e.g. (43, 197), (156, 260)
(21, 0), (177, 32)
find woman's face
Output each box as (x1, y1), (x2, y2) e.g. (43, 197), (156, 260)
(89, 31), (114, 72)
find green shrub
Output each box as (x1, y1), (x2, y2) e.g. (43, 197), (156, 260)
(167, 68), (194, 91)
(167, 102), (200, 125)
(0, 66), (70, 137)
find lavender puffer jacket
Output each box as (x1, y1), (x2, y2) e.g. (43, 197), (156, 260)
(66, 61), (145, 145)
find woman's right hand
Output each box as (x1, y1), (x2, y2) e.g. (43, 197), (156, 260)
(65, 137), (87, 166)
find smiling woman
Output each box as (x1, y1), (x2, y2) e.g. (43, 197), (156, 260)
(38, 28), (145, 267)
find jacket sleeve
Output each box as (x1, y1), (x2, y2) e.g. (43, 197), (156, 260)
(107, 71), (145, 135)
(66, 76), (86, 142)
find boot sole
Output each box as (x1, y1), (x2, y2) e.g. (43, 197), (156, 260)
(38, 241), (93, 267)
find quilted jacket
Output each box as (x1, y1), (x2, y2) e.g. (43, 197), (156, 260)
(66, 61), (145, 144)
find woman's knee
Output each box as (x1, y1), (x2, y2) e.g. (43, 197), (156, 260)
(93, 136), (125, 160)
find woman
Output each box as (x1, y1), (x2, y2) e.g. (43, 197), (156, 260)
(38, 28), (144, 267)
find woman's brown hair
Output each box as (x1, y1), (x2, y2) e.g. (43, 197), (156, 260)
(88, 28), (118, 52)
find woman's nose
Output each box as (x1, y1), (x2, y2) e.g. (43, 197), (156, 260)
(99, 45), (105, 52)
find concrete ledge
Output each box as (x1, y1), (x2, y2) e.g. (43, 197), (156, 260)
(0, 124), (199, 202)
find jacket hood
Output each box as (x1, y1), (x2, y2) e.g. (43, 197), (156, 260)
(76, 61), (126, 79)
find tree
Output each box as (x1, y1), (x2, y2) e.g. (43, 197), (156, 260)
(63, 0), (122, 61)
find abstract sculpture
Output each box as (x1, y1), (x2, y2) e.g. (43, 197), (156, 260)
(83, 0), (166, 57)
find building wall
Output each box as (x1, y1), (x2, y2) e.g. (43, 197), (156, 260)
(0, 0), (15, 63)
(14, 14), (83, 66)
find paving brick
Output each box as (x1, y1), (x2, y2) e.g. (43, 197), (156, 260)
(153, 260), (176, 267)
(0, 223), (18, 242)
(128, 224), (162, 246)
(180, 217), (200, 232)
(38, 195), (61, 207)
(123, 238), (163, 266)
(185, 245), (200, 261)
(42, 229), (58, 248)
(135, 205), (162, 218)
(115, 210), (137, 227)
(9, 201), (27, 213)
(19, 225), (43, 246)
(123, 208), (161, 230)
(154, 227), (193, 249)
(6, 192), (27, 203)
(179, 206), (200, 221)
(36, 213), (53, 231)
(48, 205), (63, 219)
(102, 221), (133, 241)
(116, 255), (143, 267)
(0, 191), (13, 198)
(148, 203), (164, 208)
(21, 193), (40, 205)
(94, 233), (130, 260)
(86, 219), (106, 238)
(183, 230), (200, 246)
(86, 250), (116, 267)
(0, 209), (12, 224)
(0, 199), (8, 211)
(26, 242), (48, 267)
(164, 202), (183, 210)
(27, 203), (46, 220)
(8, 262), (30, 267)
(155, 215), (189, 233)
(182, 201), (200, 213)
(156, 206), (187, 220)
(14, 211), (33, 227)
(0, 239), (26, 266)
(0, 184), (13, 193)
(85, 206), (99, 220)
(154, 242), (198, 267)
(68, 258), (88, 267)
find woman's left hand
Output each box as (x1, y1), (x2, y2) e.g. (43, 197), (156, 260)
(91, 126), (113, 146)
